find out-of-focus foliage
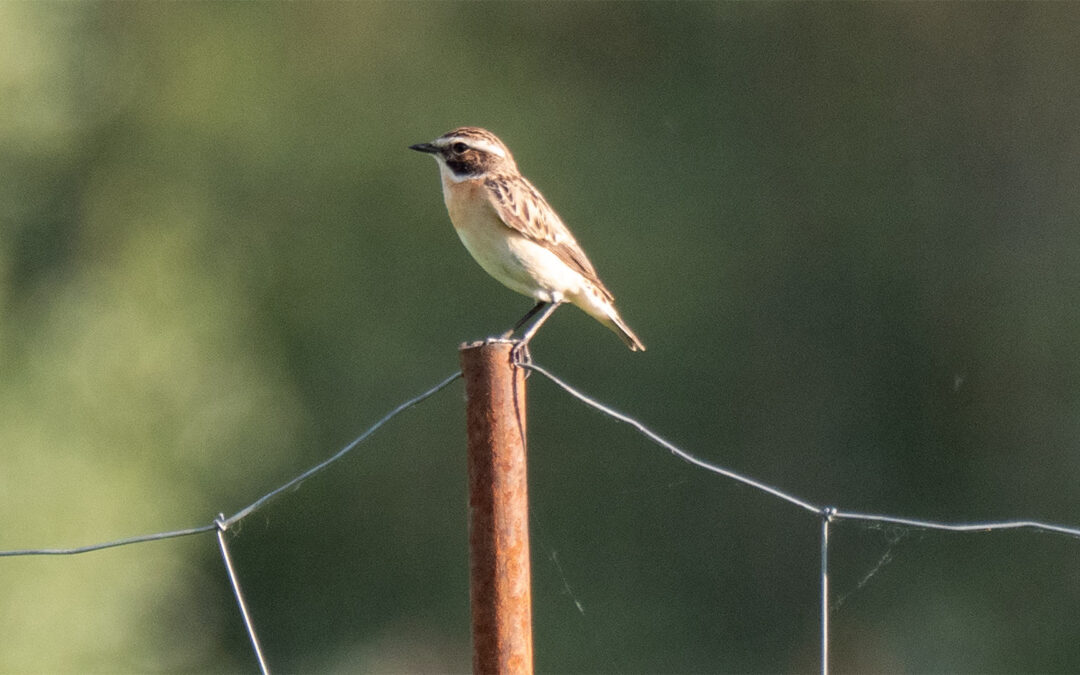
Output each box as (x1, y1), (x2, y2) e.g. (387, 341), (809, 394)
(2, 3), (1079, 672)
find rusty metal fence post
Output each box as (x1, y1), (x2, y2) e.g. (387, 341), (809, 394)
(460, 340), (534, 675)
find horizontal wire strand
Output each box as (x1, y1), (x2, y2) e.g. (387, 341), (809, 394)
(0, 524), (216, 557)
(832, 509), (1080, 538)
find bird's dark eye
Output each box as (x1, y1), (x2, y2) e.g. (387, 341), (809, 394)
(452, 142), (468, 154)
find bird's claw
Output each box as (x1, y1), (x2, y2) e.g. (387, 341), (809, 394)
(510, 340), (532, 376)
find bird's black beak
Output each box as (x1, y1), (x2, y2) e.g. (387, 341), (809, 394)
(409, 142), (440, 154)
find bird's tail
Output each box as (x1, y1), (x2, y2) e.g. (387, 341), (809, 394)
(574, 286), (646, 352)
(605, 308), (646, 352)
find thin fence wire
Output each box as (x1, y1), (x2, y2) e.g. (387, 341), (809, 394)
(522, 361), (1080, 542)
(521, 361), (1080, 675)
(0, 370), (462, 560)
(0, 369), (462, 675)
(2, 360), (1079, 674)
(216, 515), (270, 675)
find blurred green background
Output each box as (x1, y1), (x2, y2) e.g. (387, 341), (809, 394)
(3, 2), (1080, 672)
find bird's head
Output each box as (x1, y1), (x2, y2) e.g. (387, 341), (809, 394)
(410, 127), (517, 181)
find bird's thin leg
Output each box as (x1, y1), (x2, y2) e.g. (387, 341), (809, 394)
(519, 301), (561, 344)
(511, 301), (562, 366)
(501, 301), (548, 338)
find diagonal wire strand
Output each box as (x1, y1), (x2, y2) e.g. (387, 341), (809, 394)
(521, 361), (823, 514)
(0, 369), (463, 673)
(521, 359), (1080, 675)
(523, 360), (1080, 540)
(216, 515), (270, 675)
(0, 370), (463, 558)
(223, 370), (462, 526)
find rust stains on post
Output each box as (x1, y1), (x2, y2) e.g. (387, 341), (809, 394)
(460, 339), (533, 675)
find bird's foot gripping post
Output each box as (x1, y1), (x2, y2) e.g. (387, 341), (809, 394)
(510, 341), (531, 370)
(459, 340), (534, 675)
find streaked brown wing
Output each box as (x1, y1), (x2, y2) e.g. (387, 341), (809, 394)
(483, 174), (614, 300)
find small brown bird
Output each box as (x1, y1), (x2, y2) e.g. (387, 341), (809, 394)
(410, 127), (645, 352)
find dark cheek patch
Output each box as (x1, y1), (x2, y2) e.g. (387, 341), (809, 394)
(449, 149), (495, 177)
(447, 158), (477, 176)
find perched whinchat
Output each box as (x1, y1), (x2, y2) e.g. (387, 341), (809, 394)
(410, 127), (645, 352)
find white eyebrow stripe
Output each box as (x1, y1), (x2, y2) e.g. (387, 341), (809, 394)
(445, 136), (506, 159)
